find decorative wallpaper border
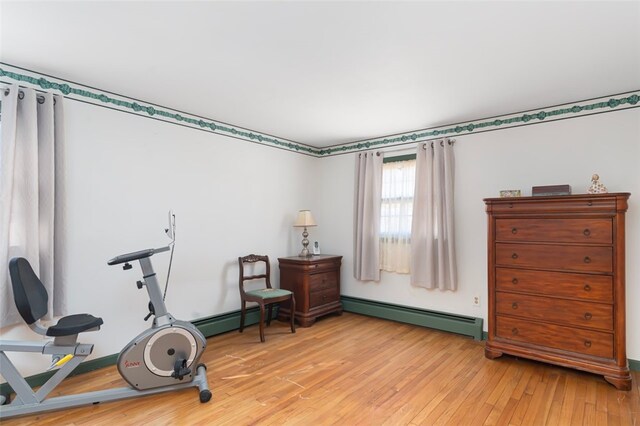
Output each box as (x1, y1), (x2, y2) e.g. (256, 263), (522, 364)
(321, 91), (640, 156)
(1, 63), (638, 158)
(0, 64), (321, 156)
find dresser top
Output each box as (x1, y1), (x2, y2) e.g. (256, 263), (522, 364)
(484, 192), (630, 213)
(484, 192), (630, 203)
(278, 255), (342, 264)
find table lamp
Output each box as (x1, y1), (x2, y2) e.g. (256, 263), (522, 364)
(293, 210), (317, 257)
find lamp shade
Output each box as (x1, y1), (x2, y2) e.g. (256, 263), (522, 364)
(293, 210), (317, 227)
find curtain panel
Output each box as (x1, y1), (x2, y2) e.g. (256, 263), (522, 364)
(353, 151), (383, 281)
(0, 84), (66, 326)
(410, 139), (457, 290)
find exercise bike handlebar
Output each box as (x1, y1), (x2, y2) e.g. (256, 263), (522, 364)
(107, 246), (170, 266)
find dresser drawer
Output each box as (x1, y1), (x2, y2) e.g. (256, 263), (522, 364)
(309, 271), (337, 291)
(487, 196), (617, 213)
(496, 316), (613, 358)
(496, 218), (611, 244)
(309, 288), (339, 308)
(496, 292), (613, 331)
(495, 243), (612, 273)
(496, 268), (613, 302)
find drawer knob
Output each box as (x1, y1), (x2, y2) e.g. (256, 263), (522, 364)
(584, 284), (591, 292)
(511, 228), (518, 234)
(512, 278), (519, 285)
(512, 253), (519, 260)
(587, 201), (593, 206)
(313, 264), (319, 268)
(511, 302), (518, 309)
(583, 229), (591, 237)
(584, 340), (592, 348)
(583, 256), (591, 264)
(511, 328), (519, 335)
(584, 312), (592, 320)
(509, 203), (513, 209)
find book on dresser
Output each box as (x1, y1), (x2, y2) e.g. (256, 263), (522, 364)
(483, 192), (631, 390)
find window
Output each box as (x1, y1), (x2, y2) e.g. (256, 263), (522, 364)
(380, 155), (416, 273)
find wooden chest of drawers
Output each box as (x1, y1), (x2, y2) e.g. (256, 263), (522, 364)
(277, 255), (342, 327)
(484, 193), (631, 390)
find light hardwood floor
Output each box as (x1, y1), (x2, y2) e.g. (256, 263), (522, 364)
(3, 313), (639, 425)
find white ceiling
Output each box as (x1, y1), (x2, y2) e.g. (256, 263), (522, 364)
(1, 1), (639, 147)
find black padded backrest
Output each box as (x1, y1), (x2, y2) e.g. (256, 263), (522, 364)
(8, 257), (48, 324)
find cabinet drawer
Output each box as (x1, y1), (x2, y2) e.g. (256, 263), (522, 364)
(496, 268), (613, 302)
(305, 261), (341, 274)
(496, 218), (611, 244)
(310, 271), (337, 292)
(309, 288), (338, 308)
(496, 243), (612, 273)
(496, 316), (613, 358)
(496, 292), (613, 331)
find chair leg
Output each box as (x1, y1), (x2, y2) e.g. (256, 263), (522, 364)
(290, 295), (296, 333)
(267, 304), (273, 326)
(239, 301), (246, 333)
(259, 303), (266, 343)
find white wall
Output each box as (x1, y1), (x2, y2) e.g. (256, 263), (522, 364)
(2, 99), (319, 376)
(315, 109), (640, 360)
(3, 99), (638, 380)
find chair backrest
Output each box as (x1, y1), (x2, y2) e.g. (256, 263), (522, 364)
(238, 254), (273, 295)
(8, 257), (49, 325)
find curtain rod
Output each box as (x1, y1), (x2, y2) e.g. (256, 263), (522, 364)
(369, 138), (456, 156)
(2, 86), (56, 104)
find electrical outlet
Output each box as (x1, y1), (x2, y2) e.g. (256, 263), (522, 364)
(473, 295), (481, 307)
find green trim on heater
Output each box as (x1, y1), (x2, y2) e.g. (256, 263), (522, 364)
(0, 306), (265, 397)
(341, 295), (483, 341)
(192, 306), (266, 338)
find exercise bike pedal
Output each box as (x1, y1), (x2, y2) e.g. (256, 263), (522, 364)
(171, 359), (192, 380)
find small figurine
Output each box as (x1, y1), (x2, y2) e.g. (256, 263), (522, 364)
(588, 174), (608, 194)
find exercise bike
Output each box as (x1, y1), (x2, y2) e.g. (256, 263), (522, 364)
(0, 213), (211, 419)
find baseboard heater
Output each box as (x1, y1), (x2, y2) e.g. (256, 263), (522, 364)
(341, 295), (484, 341)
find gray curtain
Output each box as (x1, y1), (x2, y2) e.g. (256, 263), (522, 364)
(353, 151), (383, 281)
(410, 139), (457, 290)
(0, 85), (66, 326)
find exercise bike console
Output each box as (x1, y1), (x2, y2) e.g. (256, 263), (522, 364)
(107, 247), (167, 265)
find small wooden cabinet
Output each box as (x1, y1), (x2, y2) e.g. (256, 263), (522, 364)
(484, 193), (631, 390)
(278, 255), (342, 327)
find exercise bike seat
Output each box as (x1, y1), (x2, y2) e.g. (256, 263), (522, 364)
(9, 257), (103, 336)
(46, 314), (104, 337)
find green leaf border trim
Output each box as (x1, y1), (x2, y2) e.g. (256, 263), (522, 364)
(319, 91), (640, 156)
(1, 64), (637, 158)
(0, 65), (321, 156)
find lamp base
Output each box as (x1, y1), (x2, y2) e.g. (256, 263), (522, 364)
(299, 248), (312, 257)
(299, 227), (312, 257)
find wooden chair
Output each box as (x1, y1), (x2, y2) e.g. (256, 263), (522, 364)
(238, 254), (296, 342)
